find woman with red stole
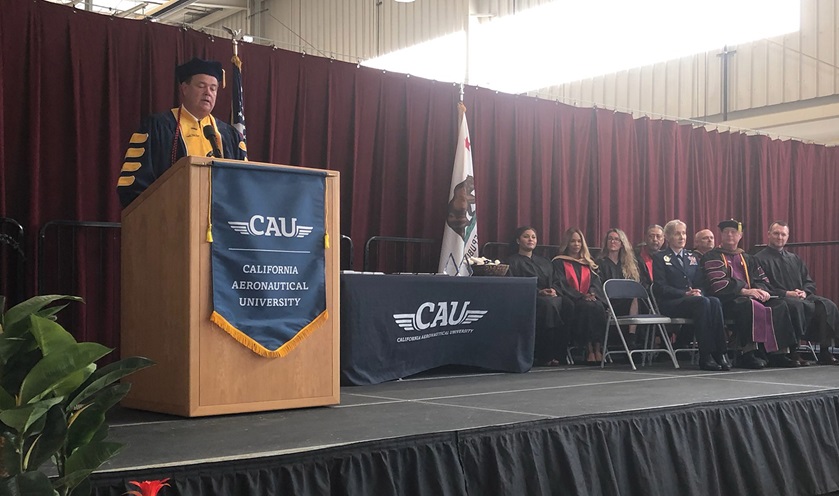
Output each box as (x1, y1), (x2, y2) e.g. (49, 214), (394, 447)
(552, 228), (608, 364)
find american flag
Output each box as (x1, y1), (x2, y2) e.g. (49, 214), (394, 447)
(231, 53), (246, 140)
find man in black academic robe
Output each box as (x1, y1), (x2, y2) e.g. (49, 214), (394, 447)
(507, 227), (574, 366)
(755, 221), (839, 365)
(701, 219), (798, 368)
(117, 58), (247, 207)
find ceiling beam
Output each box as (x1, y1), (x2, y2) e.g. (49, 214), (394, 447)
(189, 6), (245, 29)
(144, 0), (199, 20)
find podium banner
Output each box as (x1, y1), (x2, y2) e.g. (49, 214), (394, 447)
(209, 161), (328, 357)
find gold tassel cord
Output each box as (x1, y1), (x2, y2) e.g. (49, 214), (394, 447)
(210, 310), (328, 358)
(206, 168), (214, 243)
(323, 180), (330, 249)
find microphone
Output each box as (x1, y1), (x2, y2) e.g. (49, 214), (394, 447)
(203, 125), (222, 158)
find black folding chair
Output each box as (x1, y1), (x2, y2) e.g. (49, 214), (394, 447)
(602, 279), (679, 370)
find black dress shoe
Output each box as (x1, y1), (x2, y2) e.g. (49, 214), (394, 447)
(699, 354), (722, 371)
(714, 353), (732, 371)
(818, 350), (839, 366)
(767, 353), (800, 368)
(737, 351), (766, 369)
(790, 351), (813, 366)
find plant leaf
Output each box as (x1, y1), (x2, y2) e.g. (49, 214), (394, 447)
(33, 304), (70, 321)
(52, 365), (95, 399)
(0, 431), (20, 478)
(23, 405), (66, 472)
(66, 406), (106, 455)
(0, 397), (63, 434)
(56, 441), (122, 492)
(86, 382), (132, 417)
(66, 357), (154, 412)
(3, 296), (82, 338)
(0, 471), (59, 496)
(19, 343), (111, 404)
(0, 384), (15, 410)
(29, 315), (77, 356)
(0, 349), (42, 400)
(67, 382), (132, 454)
(0, 335), (32, 368)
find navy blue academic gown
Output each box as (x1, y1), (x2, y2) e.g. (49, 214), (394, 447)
(117, 110), (247, 207)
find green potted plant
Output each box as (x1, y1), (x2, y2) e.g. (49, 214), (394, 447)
(0, 295), (154, 496)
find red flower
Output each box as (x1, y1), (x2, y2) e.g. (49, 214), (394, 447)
(126, 478), (170, 496)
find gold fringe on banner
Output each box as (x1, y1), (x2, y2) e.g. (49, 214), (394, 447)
(210, 310), (329, 357)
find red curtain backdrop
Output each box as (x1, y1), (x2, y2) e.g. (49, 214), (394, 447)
(2, 0), (838, 348)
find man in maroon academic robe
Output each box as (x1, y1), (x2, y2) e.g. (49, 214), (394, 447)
(700, 219), (798, 368)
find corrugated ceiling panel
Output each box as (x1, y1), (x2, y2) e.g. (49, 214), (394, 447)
(206, 10), (249, 36)
(257, 0), (559, 62)
(530, 0), (839, 121)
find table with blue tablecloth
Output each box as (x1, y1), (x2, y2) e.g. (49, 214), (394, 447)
(340, 273), (537, 385)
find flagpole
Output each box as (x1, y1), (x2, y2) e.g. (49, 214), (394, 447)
(223, 26), (247, 142)
(458, 83), (466, 124)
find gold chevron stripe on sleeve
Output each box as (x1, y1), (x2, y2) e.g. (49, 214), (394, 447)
(121, 161), (142, 172)
(118, 176), (135, 186)
(129, 133), (148, 144)
(125, 147), (145, 158)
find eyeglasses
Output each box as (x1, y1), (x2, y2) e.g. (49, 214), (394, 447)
(607, 237), (621, 242)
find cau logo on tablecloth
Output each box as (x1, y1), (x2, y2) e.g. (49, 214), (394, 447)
(228, 215), (314, 238)
(393, 301), (487, 332)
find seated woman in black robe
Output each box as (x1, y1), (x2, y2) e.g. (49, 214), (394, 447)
(596, 228), (641, 347)
(552, 228), (608, 364)
(506, 226), (573, 366)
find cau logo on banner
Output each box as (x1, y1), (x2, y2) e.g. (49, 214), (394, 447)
(393, 301), (487, 332)
(228, 215), (314, 238)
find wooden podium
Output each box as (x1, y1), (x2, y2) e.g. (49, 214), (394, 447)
(120, 157), (340, 417)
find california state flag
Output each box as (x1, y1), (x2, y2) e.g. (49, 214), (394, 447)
(438, 103), (478, 275)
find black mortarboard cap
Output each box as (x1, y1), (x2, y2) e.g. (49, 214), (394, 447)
(717, 218), (743, 232)
(175, 58), (223, 84)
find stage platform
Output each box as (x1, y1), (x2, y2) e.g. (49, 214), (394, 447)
(90, 363), (839, 495)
